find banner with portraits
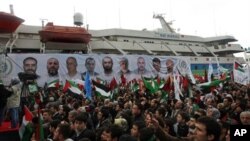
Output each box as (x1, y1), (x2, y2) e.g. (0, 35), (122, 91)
(0, 54), (195, 87)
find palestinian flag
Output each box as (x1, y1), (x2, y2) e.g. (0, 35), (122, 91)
(48, 79), (60, 88)
(63, 79), (83, 95)
(93, 79), (111, 98)
(34, 110), (44, 141)
(198, 79), (225, 89)
(96, 77), (107, 85)
(234, 61), (244, 72)
(19, 106), (33, 141)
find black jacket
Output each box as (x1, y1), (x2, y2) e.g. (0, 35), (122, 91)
(0, 85), (12, 108)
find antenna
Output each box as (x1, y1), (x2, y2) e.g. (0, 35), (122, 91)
(9, 4), (14, 15)
(153, 13), (175, 33)
(40, 19), (48, 28)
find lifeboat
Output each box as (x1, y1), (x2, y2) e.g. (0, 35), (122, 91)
(0, 12), (24, 33)
(39, 22), (92, 43)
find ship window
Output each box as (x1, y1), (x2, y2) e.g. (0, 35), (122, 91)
(214, 46), (219, 49)
(196, 44), (199, 46)
(179, 43), (183, 45)
(189, 44), (192, 46)
(195, 58), (198, 61)
(123, 40), (129, 42)
(246, 59), (248, 61)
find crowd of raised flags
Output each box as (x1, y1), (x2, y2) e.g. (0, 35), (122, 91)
(13, 60), (250, 141)
(39, 60), (248, 102)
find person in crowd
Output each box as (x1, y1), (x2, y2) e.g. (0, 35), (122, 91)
(53, 123), (74, 141)
(152, 116), (221, 141)
(6, 78), (21, 128)
(71, 114), (96, 141)
(240, 111), (250, 125)
(47, 120), (60, 141)
(173, 111), (189, 137)
(100, 124), (123, 141)
(132, 103), (144, 123)
(0, 80), (12, 126)
(130, 121), (146, 139)
(19, 57), (40, 110)
(119, 134), (137, 141)
(139, 127), (157, 141)
(42, 109), (53, 138)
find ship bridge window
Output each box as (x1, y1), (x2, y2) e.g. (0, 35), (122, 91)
(144, 41), (154, 43)
(123, 40), (129, 42)
(195, 44), (199, 46)
(214, 45), (219, 49)
(179, 43), (183, 45)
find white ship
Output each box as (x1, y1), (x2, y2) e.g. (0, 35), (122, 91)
(0, 11), (245, 74)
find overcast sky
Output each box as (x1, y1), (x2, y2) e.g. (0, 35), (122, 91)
(1, 0), (250, 51)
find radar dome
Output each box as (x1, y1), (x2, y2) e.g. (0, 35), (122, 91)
(74, 13), (83, 26)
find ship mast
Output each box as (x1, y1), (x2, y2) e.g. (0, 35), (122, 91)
(153, 14), (175, 33)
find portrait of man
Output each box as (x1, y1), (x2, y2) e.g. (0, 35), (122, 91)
(19, 57), (39, 110)
(132, 56), (152, 80)
(117, 57), (133, 82)
(47, 57), (59, 77)
(165, 58), (175, 85)
(152, 57), (165, 79)
(41, 57), (62, 88)
(166, 58), (174, 74)
(97, 56), (116, 84)
(23, 57), (37, 75)
(64, 56), (81, 81)
(82, 57), (99, 80)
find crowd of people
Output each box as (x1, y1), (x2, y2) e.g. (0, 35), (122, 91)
(0, 55), (250, 141)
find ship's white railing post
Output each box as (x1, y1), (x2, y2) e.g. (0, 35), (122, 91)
(87, 43), (92, 54)
(5, 33), (18, 53)
(40, 42), (46, 53)
(133, 40), (154, 55)
(184, 44), (200, 56)
(102, 37), (126, 55)
(161, 42), (179, 56)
